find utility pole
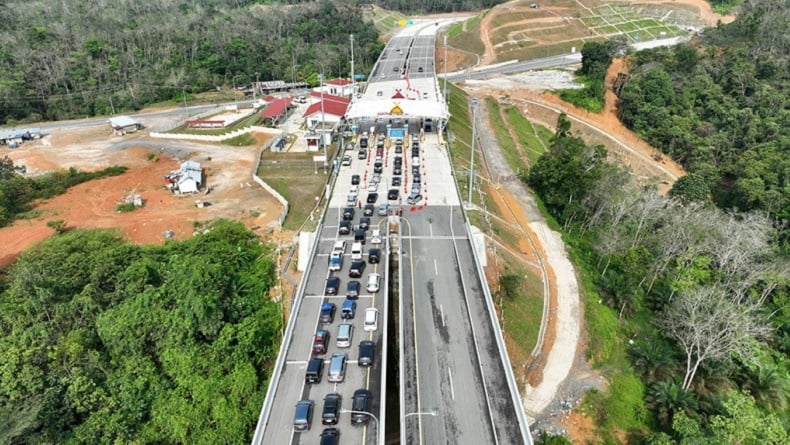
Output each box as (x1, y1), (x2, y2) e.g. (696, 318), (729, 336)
(468, 98), (478, 206)
(320, 68), (326, 162)
(350, 34), (355, 96)
(443, 35), (448, 100)
(254, 72), (259, 102)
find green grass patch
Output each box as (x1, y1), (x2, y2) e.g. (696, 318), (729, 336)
(617, 21), (638, 32)
(257, 152), (328, 230)
(115, 202), (139, 213)
(446, 22), (463, 39)
(223, 133), (256, 146)
(581, 16), (607, 27)
(634, 18), (661, 28)
(595, 25), (620, 35)
(449, 13), (485, 57)
(557, 75), (604, 113)
(504, 106), (549, 167)
(497, 253), (544, 366)
(168, 112), (264, 136)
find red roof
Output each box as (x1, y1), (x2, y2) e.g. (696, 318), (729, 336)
(326, 78), (353, 86)
(261, 97), (293, 118)
(303, 99), (349, 118)
(262, 95), (276, 103)
(310, 91), (350, 104)
(392, 90), (405, 99)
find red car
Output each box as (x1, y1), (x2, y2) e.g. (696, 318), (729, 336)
(313, 329), (330, 354)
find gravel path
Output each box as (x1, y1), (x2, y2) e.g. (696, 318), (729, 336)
(474, 99), (585, 421)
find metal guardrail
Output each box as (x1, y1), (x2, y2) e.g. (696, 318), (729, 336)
(444, 130), (534, 444)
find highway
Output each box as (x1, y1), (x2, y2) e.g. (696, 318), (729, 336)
(445, 53), (582, 81)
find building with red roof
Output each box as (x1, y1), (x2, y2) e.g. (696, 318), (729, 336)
(302, 99), (349, 129)
(260, 97), (293, 125)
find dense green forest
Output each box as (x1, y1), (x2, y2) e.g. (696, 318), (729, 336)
(0, 156), (127, 228)
(528, 114), (789, 443)
(617, 0), (789, 220)
(363, 0), (506, 13)
(0, 221), (281, 444)
(0, 0), (383, 124)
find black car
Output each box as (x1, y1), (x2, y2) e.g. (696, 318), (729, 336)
(373, 162), (383, 174)
(349, 261), (366, 278)
(351, 389), (373, 425)
(351, 174), (360, 185)
(354, 228), (366, 244)
(322, 394), (341, 425)
(320, 428), (339, 445)
(394, 156), (403, 166)
(338, 220), (351, 235)
(418, 66), (424, 72)
(392, 177), (402, 187)
(359, 217), (371, 230)
(393, 165), (402, 176)
(413, 172), (421, 183)
(363, 204), (375, 217)
(366, 193), (378, 204)
(395, 144), (402, 154)
(387, 189), (399, 200)
(411, 150), (420, 158)
(346, 280), (361, 299)
(358, 340), (375, 367)
(325, 277), (340, 295)
(412, 165), (420, 175)
(342, 207), (355, 221)
(368, 248), (380, 264)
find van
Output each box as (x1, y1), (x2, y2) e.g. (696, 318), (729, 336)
(351, 242), (363, 260)
(293, 399), (314, 432)
(305, 357), (324, 383)
(337, 323), (353, 348)
(341, 300), (357, 319)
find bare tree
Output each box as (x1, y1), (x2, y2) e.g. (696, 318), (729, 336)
(659, 284), (772, 390)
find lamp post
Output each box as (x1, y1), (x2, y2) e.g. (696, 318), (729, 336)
(318, 65), (327, 163)
(254, 72), (259, 102)
(468, 98), (478, 206)
(340, 410), (379, 439)
(231, 74), (243, 110)
(404, 410), (438, 419)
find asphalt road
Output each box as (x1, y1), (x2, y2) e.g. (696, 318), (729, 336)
(400, 206), (524, 445)
(445, 53), (582, 81)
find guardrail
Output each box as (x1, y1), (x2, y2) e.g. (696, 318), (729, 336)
(444, 131), (534, 445)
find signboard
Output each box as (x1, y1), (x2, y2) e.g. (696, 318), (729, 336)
(313, 155), (327, 163)
(389, 128), (406, 138)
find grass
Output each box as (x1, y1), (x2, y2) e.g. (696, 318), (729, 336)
(503, 106), (550, 166)
(485, 98), (523, 173)
(257, 152), (328, 231)
(223, 133), (257, 146)
(168, 112), (264, 136)
(496, 253), (544, 370)
(447, 22), (463, 39)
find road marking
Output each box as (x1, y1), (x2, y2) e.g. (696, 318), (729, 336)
(404, 217), (425, 445)
(440, 304), (445, 327)
(448, 368), (455, 400)
(429, 222), (433, 237)
(434, 259), (438, 276)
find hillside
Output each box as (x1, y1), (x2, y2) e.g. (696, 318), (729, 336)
(0, 0), (382, 124)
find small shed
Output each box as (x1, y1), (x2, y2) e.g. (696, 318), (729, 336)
(109, 116), (143, 135)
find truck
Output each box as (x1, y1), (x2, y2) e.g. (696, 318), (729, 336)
(329, 251), (343, 271)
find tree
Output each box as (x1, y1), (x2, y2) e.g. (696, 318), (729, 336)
(45, 219), (67, 233)
(669, 173), (710, 204)
(658, 285), (771, 390)
(646, 380), (698, 430)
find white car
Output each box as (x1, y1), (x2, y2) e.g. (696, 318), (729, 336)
(349, 185), (359, 195)
(370, 229), (382, 245)
(366, 273), (381, 293)
(342, 155), (352, 166)
(364, 308), (379, 332)
(332, 240), (347, 254)
(368, 182), (378, 192)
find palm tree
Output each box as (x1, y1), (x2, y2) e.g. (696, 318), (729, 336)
(646, 380), (699, 430)
(736, 364), (790, 413)
(629, 340), (679, 384)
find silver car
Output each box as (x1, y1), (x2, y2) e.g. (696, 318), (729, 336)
(327, 352), (348, 383)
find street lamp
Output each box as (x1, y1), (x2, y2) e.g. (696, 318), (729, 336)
(340, 409), (379, 434)
(468, 98), (478, 206)
(404, 410), (438, 419)
(231, 74), (243, 110)
(318, 65), (327, 163)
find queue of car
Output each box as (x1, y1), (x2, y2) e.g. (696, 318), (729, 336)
(296, 130), (421, 444)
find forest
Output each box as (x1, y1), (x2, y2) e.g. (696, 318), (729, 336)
(616, 0), (789, 220)
(528, 113), (788, 444)
(0, 0), (383, 124)
(0, 221), (282, 444)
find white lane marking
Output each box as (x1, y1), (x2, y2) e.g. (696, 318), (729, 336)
(434, 259), (438, 276)
(448, 368), (455, 400)
(429, 223), (433, 237)
(440, 304), (445, 327)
